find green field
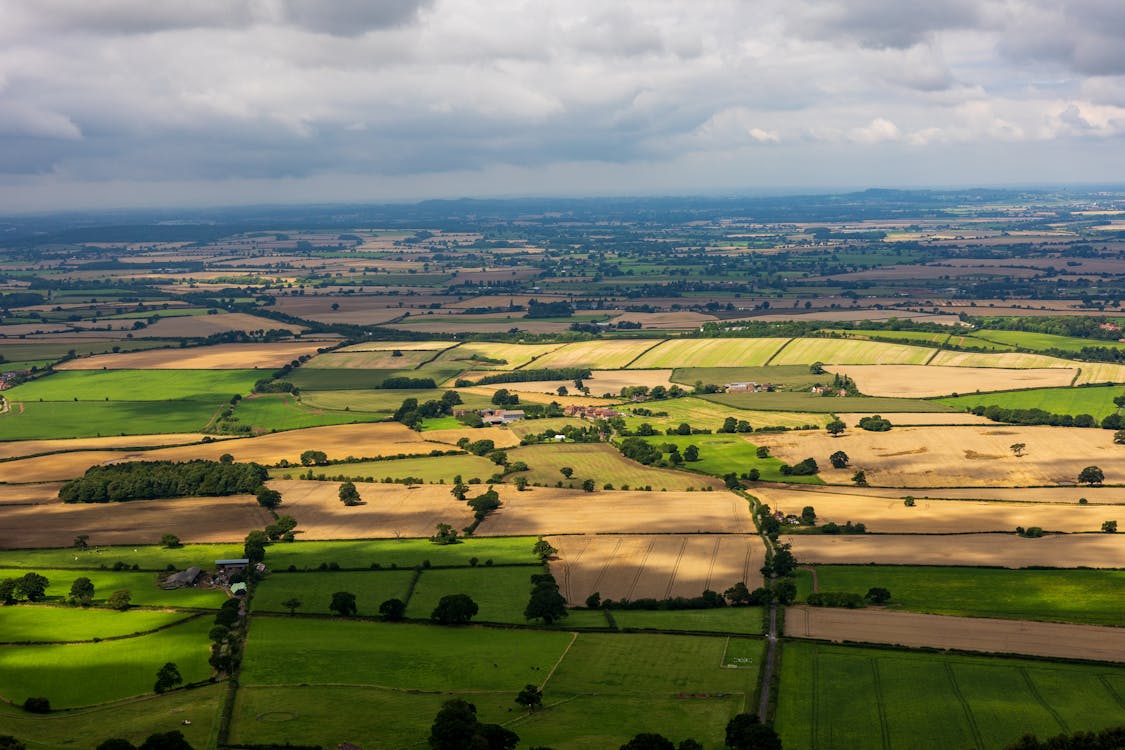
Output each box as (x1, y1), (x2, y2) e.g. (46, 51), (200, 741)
(405, 566), (541, 623)
(508, 442), (719, 491)
(619, 395), (827, 431)
(0, 568), (228, 609)
(3, 369), (262, 401)
(638, 433), (825, 484)
(254, 570), (416, 615)
(776, 641), (1125, 750)
(301, 387), (493, 412)
(701, 391), (955, 413)
(629, 338), (789, 368)
(974, 329), (1125, 353)
(0, 606), (196, 643)
(0, 683), (224, 750)
(936, 384), (1123, 420)
(264, 537), (540, 570)
(0, 398), (225, 439)
(771, 338), (936, 366)
(611, 607), (764, 635)
(273, 452), (498, 483)
(0, 543), (245, 571)
(0, 340), (177, 362)
(821, 330), (953, 346)
(812, 566), (1125, 626)
(670, 365), (825, 389)
(0, 616), (214, 707)
(228, 393), (384, 431)
(288, 368), (460, 391)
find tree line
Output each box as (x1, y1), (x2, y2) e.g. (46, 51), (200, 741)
(59, 460), (269, 503)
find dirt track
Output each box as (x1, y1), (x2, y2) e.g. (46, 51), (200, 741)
(788, 532), (1125, 568)
(548, 533), (765, 604)
(785, 605), (1125, 662)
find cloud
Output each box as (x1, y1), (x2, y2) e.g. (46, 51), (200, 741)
(848, 118), (900, 143)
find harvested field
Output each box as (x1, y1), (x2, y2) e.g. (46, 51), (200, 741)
(264, 479), (475, 539)
(422, 427), (522, 449)
(771, 338), (935, 366)
(57, 342), (327, 370)
(483, 369), (675, 397)
(833, 411), (993, 425)
(788, 532), (1125, 568)
(0, 494), (271, 548)
(792, 483), (1125, 505)
(477, 486), (754, 536)
(0, 432), (216, 460)
(836, 365), (1076, 398)
(609, 311), (717, 329)
(0, 482), (62, 505)
(304, 350), (435, 369)
(456, 386), (607, 407)
(752, 424), (1125, 487)
(141, 313), (305, 337)
(532, 339), (663, 370)
(548, 534), (765, 604)
(784, 606), (1125, 662)
(1076, 362), (1125, 385)
(506, 442), (723, 491)
(928, 350), (1075, 369)
(754, 487), (1112, 533)
(430, 342), (565, 370)
(335, 341), (452, 352)
(628, 338), (788, 368)
(0, 451), (137, 482)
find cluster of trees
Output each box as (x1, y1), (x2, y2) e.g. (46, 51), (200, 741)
(857, 415), (892, 431)
(618, 437), (663, 465)
(59, 460), (269, 503)
(376, 376), (437, 389)
(95, 731), (196, 750)
(718, 416), (753, 433)
(526, 299), (574, 318)
(1002, 725), (1125, 750)
(490, 388), (520, 406)
(971, 404), (1104, 428)
(299, 450), (329, 465)
(469, 367), (591, 386)
(394, 391), (462, 429)
(0, 573), (49, 603)
(339, 481), (362, 506)
(619, 713), (780, 750)
(779, 457), (818, 476)
(618, 384), (687, 400)
(209, 599), (244, 674)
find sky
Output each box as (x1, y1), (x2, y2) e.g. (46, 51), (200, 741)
(2, 0), (1125, 212)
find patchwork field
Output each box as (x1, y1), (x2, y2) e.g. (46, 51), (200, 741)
(507, 442), (723, 491)
(928, 349), (1076, 369)
(304, 349), (436, 369)
(754, 424), (1125, 487)
(629, 338), (789, 368)
(3, 369), (262, 401)
(0, 494), (271, 547)
(532, 339), (662, 369)
(0, 432), (218, 460)
(264, 479), (476, 539)
(496, 369), (676, 397)
(754, 487), (1114, 533)
(405, 566), (539, 623)
(785, 606), (1125, 662)
(430, 341), (565, 369)
(254, 570), (415, 615)
(1075, 362), (1125, 385)
(838, 364), (1076, 398)
(771, 338), (936, 366)
(776, 641), (1125, 750)
(56, 341), (328, 369)
(478, 486), (753, 535)
(548, 534), (765, 604)
(937, 384), (1123, 420)
(788, 532), (1125, 568)
(0, 399), (227, 441)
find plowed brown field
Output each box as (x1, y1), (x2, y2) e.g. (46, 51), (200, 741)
(785, 606), (1125, 662)
(548, 534), (764, 604)
(0, 482), (63, 505)
(0, 433), (218, 460)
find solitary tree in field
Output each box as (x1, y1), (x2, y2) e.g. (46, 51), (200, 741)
(329, 591), (357, 616)
(515, 684), (543, 712)
(256, 487), (282, 509)
(532, 538), (557, 561)
(826, 420), (846, 437)
(800, 506), (817, 525)
(153, 662), (182, 694)
(851, 470), (868, 486)
(379, 598), (406, 621)
(1010, 443), (1026, 458)
(829, 450), (849, 468)
(559, 466), (574, 479)
(1103, 520), (1118, 533)
(107, 589), (131, 611)
(1079, 465), (1105, 486)
(865, 587), (891, 604)
(73, 534), (89, 550)
(338, 481), (361, 506)
(430, 523), (459, 545)
(160, 534), (181, 549)
(431, 594), (478, 625)
(281, 597), (302, 615)
(68, 576), (95, 606)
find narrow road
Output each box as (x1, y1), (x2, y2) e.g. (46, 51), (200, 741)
(758, 600), (778, 718)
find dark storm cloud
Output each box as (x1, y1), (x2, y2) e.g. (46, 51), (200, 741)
(279, 0), (435, 36)
(999, 0), (1125, 75)
(788, 0), (985, 49)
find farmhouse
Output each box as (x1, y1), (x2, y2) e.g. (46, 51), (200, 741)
(479, 408), (525, 424)
(563, 404), (620, 418)
(726, 382), (774, 393)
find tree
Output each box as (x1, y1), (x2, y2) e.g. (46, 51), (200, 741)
(299, 449), (328, 466)
(22, 697), (49, 713)
(431, 594), (478, 625)
(0, 737), (25, 750)
(281, 597), (302, 615)
(724, 581), (752, 606)
(684, 444), (700, 461)
(725, 713), (782, 750)
(160, 534), (181, 549)
(96, 740), (136, 750)
(15, 573), (48, 602)
(556, 385), (568, 396)
(73, 534), (89, 550)
(1010, 442), (1027, 458)
(865, 587), (891, 604)
(1103, 520), (1118, 533)
(429, 699), (518, 750)
(108, 589), (132, 610)
(581, 478), (596, 492)
(514, 476), (529, 491)
(450, 478), (469, 501)
(153, 662), (183, 694)
(431, 523), (460, 545)
(138, 731), (193, 750)
(800, 506), (816, 525)
(379, 597), (407, 621)
(560, 466), (574, 479)
(585, 591), (601, 609)
(620, 735), (674, 750)
(826, 419), (846, 437)
(525, 574), (567, 624)
(329, 591), (357, 616)
(532, 538), (558, 561)
(244, 530), (268, 563)
(772, 579), (797, 605)
(1115, 429), (1125, 445)
(721, 417), (738, 433)
(256, 487), (282, 509)
(852, 469), (868, 486)
(338, 481), (362, 506)
(829, 450), (849, 468)
(1079, 465), (1105, 486)
(68, 576), (94, 605)
(219, 453), (234, 464)
(676, 422), (692, 435)
(515, 684), (543, 712)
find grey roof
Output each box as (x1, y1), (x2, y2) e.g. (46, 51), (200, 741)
(215, 558), (250, 565)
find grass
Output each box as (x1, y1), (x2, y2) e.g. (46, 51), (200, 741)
(0, 544), (245, 571)
(700, 391), (955, 413)
(629, 338), (789, 368)
(935, 384), (1123, 420)
(0, 340), (177, 361)
(300, 388), (493, 412)
(0, 568), (229, 610)
(776, 641), (1125, 750)
(638, 433), (825, 484)
(273, 453), (499, 483)
(811, 566), (1125, 626)
(253, 570), (415, 615)
(429, 342), (566, 370)
(974, 329), (1125, 353)
(0, 606), (196, 643)
(771, 338), (936, 366)
(611, 607), (765, 635)
(0, 398), (226, 439)
(287, 368), (460, 391)
(670, 365), (825, 389)
(420, 415), (463, 430)
(507, 443), (719, 491)
(229, 393), (384, 431)
(3, 369), (262, 402)
(0, 616), (214, 708)
(405, 566), (541, 623)
(619, 395), (827, 431)
(821, 329), (953, 346)
(532, 339), (664, 370)
(263, 537), (540, 570)
(0, 683), (223, 750)
(240, 618), (572, 691)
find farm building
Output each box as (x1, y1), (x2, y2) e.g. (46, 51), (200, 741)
(480, 408), (525, 424)
(215, 558), (250, 575)
(162, 566), (202, 590)
(563, 405), (620, 418)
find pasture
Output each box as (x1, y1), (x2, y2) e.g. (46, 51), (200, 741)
(495, 369), (676, 397)
(809, 565), (1125, 626)
(229, 393), (382, 431)
(775, 641), (1125, 750)
(701, 391), (951, 413)
(973, 329), (1125, 353)
(0, 398), (226, 440)
(937, 384), (1123, 419)
(263, 537), (540, 570)
(506, 442), (722, 491)
(1075, 362), (1125, 385)
(405, 566), (539, 623)
(640, 433), (825, 484)
(0, 432), (216, 461)
(0, 568), (228, 608)
(628, 338), (789, 368)
(287, 367), (460, 390)
(430, 341), (565, 369)
(303, 349), (436, 369)
(3, 369), (262, 401)
(0, 616), (214, 707)
(254, 570), (415, 615)
(610, 607), (764, 635)
(301, 387), (492, 412)
(839, 364), (1077, 398)
(771, 338), (936, 366)
(619, 395), (826, 431)
(0, 606), (196, 643)
(0, 543), (244, 570)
